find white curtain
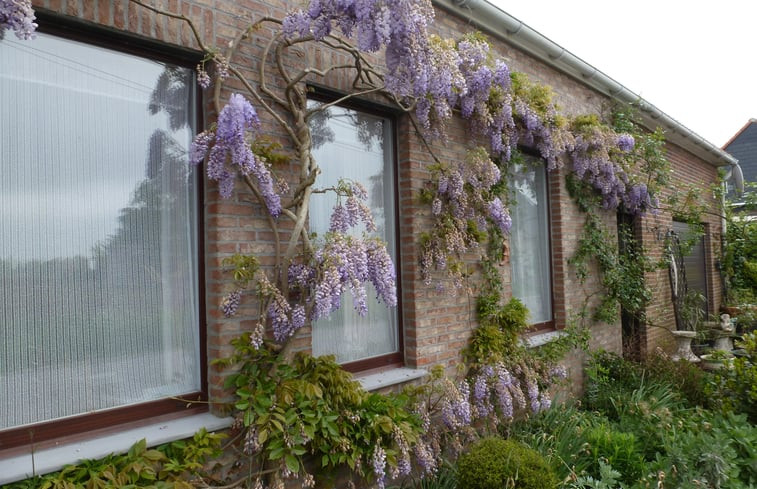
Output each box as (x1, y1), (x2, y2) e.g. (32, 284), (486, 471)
(510, 163), (552, 324)
(308, 105), (398, 363)
(0, 34), (200, 429)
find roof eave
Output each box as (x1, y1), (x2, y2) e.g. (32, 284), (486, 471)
(433, 0), (738, 168)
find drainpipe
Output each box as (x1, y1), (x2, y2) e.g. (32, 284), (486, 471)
(719, 162), (744, 305)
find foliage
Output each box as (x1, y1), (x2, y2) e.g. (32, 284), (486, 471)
(214, 336), (422, 487)
(467, 297), (530, 364)
(709, 331), (757, 422)
(456, 437), (558, 489)
(562, 461), (623, 489)
(389, 460), (458, 489)
(0, 431), (225, 489)
(723, 183), (757, 303)
(514, 350), (757, 489)
(642, 349), (712, 407)
(566, 202), (654, 324)
(582, 424), (644, 483)
(679, 289), (707, 332)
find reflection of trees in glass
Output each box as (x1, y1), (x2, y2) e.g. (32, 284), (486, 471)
(309, 104), (388, 218)
(309, 105), (385, 152)
(3, 65), (192, 368)
(148, 66), (194, 132)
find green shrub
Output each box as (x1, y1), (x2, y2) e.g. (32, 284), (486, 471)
(643, 349), (712, 408)
(710, 331), (757, 422)
(584, 425), (644, 483)
(393, 460), (457, 489)
(511, 403), (601, 480)
(456, 437), (558, 489)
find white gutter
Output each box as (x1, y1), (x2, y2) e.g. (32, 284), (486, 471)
(435, 0), (740, 173)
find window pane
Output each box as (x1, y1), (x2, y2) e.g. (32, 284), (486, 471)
(0, 34), (200, 430)
(308, 105), (398, 363)
(510, 163), (552, 324)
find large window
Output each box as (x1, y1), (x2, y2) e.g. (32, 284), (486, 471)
(0, 32), (201, 442)
(308, 102), (400, 368)
(509, 161), (553, 327)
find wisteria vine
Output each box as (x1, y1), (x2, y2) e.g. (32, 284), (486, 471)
(0, 0), (36, 40)
(4, 0), (677, 487)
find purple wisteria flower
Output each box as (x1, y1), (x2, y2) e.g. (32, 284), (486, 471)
(414, 439), (437, 475)
(196, 66), (211, 90)
(371, 445), (387, 489)
(311, 234), (397, 320)
(487, 197), (512, 234)
(0, 0), (37, 40)
(282, 0), (436, 118)
(616, 133), (635, 152)
(189, 94), (282, 216)
(393, 426), (412, 477)
(420, 148), (509, 287)
(472, 373), (491, 417)
(440, 380), (472, 429)
(569, 125), (654, 214)
(221, 290), (242, 317)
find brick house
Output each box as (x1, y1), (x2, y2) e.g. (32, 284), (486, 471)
(0, 0), (739, 483)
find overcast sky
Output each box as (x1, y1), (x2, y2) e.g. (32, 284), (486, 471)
(488, 0), (755, 148)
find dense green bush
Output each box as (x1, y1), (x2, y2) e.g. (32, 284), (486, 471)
(583, 425), (644, 482)
(584, 349), (712, 412)
(456, 437), (558, 489)
(643, 349), (712, 408)
(513, 351), (757, 488)
(710, 331), (757, 422)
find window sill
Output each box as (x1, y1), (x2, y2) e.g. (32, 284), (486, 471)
(356, 367), (427, 391)
(522, 330), (568, 348)
(0, 412), (233, 485)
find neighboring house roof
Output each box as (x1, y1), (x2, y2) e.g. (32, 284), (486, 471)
(723, 119), (757, 188)
(435, 0), (739, 171)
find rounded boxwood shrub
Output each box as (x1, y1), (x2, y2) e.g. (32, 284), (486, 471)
(457, 437), (558, 489)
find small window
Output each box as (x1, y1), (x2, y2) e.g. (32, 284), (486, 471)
(308, 102), (401, 369)
(0, 32), (202, 443)
(509, 160), (553, 327)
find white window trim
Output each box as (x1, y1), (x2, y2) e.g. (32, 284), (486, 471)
(356, 367), (427, 391)
(0, 413), (232, 485)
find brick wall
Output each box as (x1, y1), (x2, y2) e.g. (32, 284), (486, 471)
(30, 0), (723, 404)
(639, 143), (723, 352)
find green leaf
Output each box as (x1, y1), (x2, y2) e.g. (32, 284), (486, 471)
(285, 454), (300, 473)
(243, 409), (254, 427)
(257, 429), (268, 444)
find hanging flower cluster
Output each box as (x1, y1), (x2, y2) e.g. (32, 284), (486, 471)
(283, 0), (435, 103)
(568, 116), (655, 214)
(190, 93), (282, 216)
(0, 0), (36, 40)
(467, 361), (565, 421)
(420, 147), (510, 288)
(220, 181), (396, 345)
(407, 359), (568, 480)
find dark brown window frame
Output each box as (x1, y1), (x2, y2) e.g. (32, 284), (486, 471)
(0, 13), (207, 451)
(307, 87), (405, 373)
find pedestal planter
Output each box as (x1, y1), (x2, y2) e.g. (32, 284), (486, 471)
(700, 353), (733, 371)
(670, 330), (700, 363)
